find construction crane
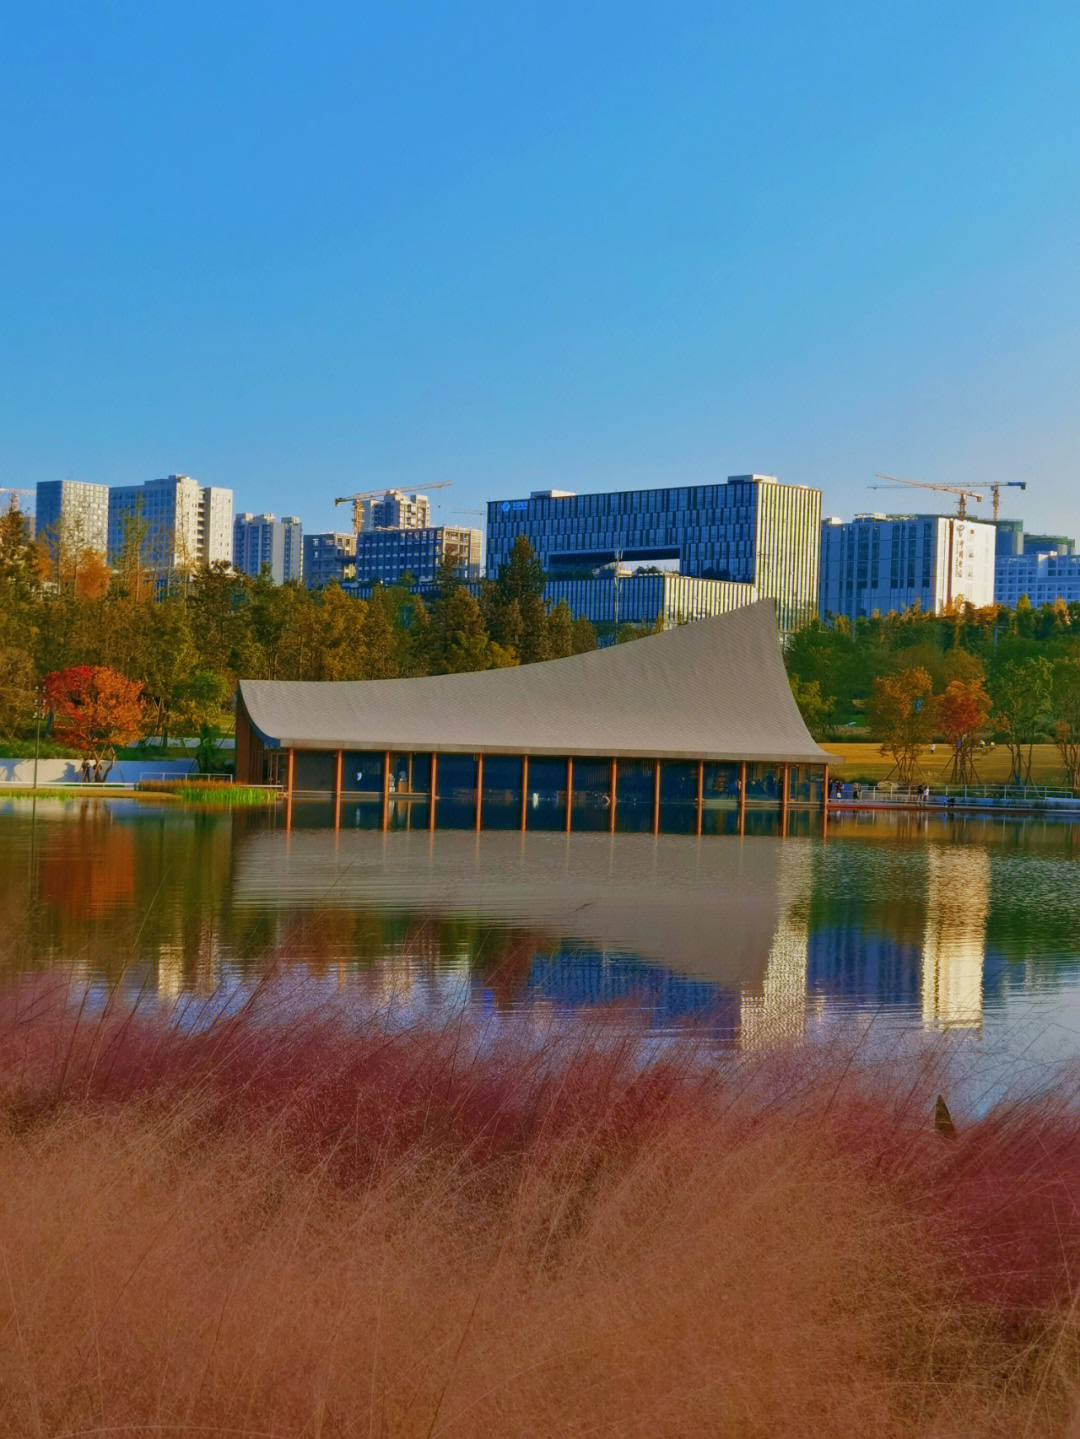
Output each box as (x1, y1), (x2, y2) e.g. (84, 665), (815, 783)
(0, 487), (32, 513)
(871, 473), (983, 520)
(973, 481), (1027, 521)
(333, 482), (452, 533)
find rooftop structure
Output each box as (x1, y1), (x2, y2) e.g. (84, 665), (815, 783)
(236, 600), (834, 836)
(486, 476), (821, 634)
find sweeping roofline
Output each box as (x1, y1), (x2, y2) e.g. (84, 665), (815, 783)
(237, 599), (837, 768)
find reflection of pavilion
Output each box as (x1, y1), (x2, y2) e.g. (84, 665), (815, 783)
(739, 841), (813, 1047)
(921, 846), (989, 1032)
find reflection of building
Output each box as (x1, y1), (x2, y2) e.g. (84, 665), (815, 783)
(740, 841), (812, 1047)
(921, 846), (989, 1031)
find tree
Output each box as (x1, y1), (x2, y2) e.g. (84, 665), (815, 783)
(789, 675), (830, 734)
(425, 587), (494, 674)
(42, 666), (148, 761)
(937, 678), (992, 784)
(0, 646), (35, 741)
(1051, 657), (1080, 791)
(866, 668), (936, 786)
(991, 658), (1052, 783)
(570, 616), (598, 654)
(547, 599), (574, 659)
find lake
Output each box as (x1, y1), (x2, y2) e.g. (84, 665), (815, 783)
(3, 796), (1080, 1103)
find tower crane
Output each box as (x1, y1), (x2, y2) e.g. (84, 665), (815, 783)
(871, 473), (983, 520)
(972, 481), (1027, 521)
(0, 487), (32, 513)
(333, 481), (452, 533)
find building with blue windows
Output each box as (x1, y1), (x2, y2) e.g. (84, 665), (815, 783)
(233, 513), (303, 584)
(485, 475), (821, 633)
(351, 524), (481, 587)
(34, 479), (109, 559)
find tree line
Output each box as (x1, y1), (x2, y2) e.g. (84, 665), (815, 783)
(0, 515), (635, 750)
(786, 600), (1080, 787)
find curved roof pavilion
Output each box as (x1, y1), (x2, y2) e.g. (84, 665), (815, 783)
(237, 599), (830, 767)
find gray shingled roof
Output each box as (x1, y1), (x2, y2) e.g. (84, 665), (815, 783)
(238, 598), (830, 765)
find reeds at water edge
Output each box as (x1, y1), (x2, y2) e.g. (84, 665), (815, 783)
(4, 976), (1080, 1436)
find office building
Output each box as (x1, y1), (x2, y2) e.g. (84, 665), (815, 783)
(303, 531), (356, 588)
(34, 480), (109, 558)
(486, 475), (821, 633)
(234, 513), (303, 584)
(351, 525), (481, 587)
(542, 573), (755, 630)
(995, 550), (1080, 607)
(108, 476), (234, 571)
(818, 513), (996, 621)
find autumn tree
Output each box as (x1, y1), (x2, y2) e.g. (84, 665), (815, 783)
(991, 657), (1052, 783)
(937, 677), (992, 784)
(866, 667), (936, 786)
(789, 675), (830, 734)
(42, 666), (148, 761)
(1051, 657), (1080, 791)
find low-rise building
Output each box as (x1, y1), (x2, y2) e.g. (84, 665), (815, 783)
(351, 525), (481, 586)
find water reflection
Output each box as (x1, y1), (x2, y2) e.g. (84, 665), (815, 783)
(2, 798), (1080, 1055)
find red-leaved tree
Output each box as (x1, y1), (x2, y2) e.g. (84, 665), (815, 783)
(42, 666), (148, 762)
(938, 677), (992, 784)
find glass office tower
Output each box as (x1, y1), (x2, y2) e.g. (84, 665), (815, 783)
(486, 475), (821, 633)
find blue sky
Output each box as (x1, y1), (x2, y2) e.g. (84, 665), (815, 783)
(3, 2), (1079, 537)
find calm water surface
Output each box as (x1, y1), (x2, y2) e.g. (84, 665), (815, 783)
(3, 796), (1080, 1102)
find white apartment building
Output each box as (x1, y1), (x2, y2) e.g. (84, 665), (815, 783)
(234, 513), (304, 584)
(108, 476), (234, 571)
(819, 513), (996, 621)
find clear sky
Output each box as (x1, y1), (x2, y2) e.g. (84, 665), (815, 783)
(3, 2), (1079, 537)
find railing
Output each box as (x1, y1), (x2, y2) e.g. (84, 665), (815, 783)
(835, 780), (1080, 807)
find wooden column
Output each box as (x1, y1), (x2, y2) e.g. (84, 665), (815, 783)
(381, 749), (391, 830)
(695, 759), (704, 837)
(738, 760), (747, 836)
(652, 760), (662, 836)
(334, 749), (343, 832)
(286, 747), (295, 797)
(429, 752), (438, 832)
(565, 758), (574, 833)
(781, 763), (791, 828)
(475, 753), (484, 832)
(609, 759), (618, 834)
(520, 755), (529, 831)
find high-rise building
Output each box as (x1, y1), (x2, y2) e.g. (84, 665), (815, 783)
(303, 531), (356, 588)
(351, 525), (481, 586)
(486, 476), (821, 633)
(108, 476), (234, 571)
(818, 513), (997, 621)
(233, 513), (303, 584)
(34, 480), (109, 559)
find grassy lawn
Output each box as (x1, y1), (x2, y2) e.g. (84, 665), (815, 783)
(827, 741), (1069, 786)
